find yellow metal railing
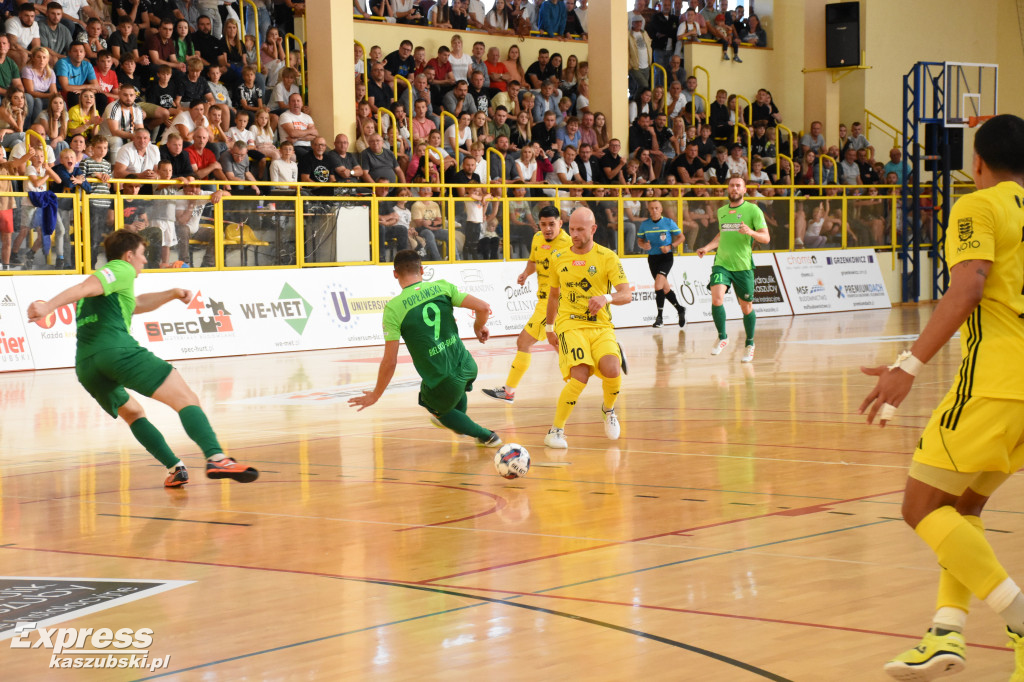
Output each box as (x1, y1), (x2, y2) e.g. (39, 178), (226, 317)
(440, 110), (460, 166)
(240, 0), (261, 73)
(354, 39), (368, 94)
(285, 32), (306, 97)
(377, 106), (399, 154)
(692, 65), (710, 114)
(650, 63), (668, 110)
(777, 123), (795, 158)
(393, 74), (414, 132)
(735, 93), (752, 126)
(0, 176), (963, 274)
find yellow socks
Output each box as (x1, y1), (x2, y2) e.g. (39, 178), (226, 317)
(933, 514), (984, 631)
(505, 351), (531, 390)
(553, 378), (586, 429)
(602, 373), (622, 412)
(916, 506), (1008, 603)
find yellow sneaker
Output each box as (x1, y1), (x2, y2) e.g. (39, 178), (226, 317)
(1007, 628), (1024, 682)
(883, 629), (965, 681)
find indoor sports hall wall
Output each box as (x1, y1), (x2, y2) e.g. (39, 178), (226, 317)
(0, 250), (889, 372)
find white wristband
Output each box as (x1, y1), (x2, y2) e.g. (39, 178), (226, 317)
(545, 324), (555, 333)
(889, 350), (925, 377)
(603, 294), (613, 304)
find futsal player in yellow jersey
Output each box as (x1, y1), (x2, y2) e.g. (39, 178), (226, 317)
(482, 206), (572, 403)
(860, 115), (1024, 681)
(543, 207), (632, 449)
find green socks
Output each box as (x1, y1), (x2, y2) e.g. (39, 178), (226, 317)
(129, 418), (179, 468)
(743, 310), (756, 346)
(712, 304), (727, 339)
(438, 407), (492, 440)
(178, 405), (223, 458)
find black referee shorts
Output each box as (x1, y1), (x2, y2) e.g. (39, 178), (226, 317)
(648, 252), (674, 279)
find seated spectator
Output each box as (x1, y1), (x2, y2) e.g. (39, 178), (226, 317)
(800, 120), (825, 156)
(178, 57), (212, 110)
(857, 147), (880, 185)
(383, 39), (415, 83)
(532, 81), (560, 123)
(426, 45), (455, 90)
(75, 16), (106, 62)
(509, 108), (531, 151)
(221, 139), (259, 194)
(490, 79), (520, 118)
(269, 139), (297, 185)
(277, 92), (317, 160)
(742, 14), (767, 46)
(525, 48), (557, 90)
(147, 19), (182, 74)
(56, 41), (98, 108)
(444, 110), (472, 157)
(159, 131), (195, 178)
(376, 186), (412, 261)
(839, 146), (859, 185)
(5, 3), (39, 69)
(487, 105), (510, 143)
(38, 2), (71, 66)
(599, 137), (627, 184)
(107, 18), (141, 68)
(205, 64), (232, 122)
(205, 103), (229, 157)
(360, 132), (404, 183)
(411, 97), (437, 145)
(409, 185), (447, 261)
(162, 98), (208, 144)
(441, 78), (475, 116)
(100, 83), (145, 159)
(326, 132), (362, 184)
(847, 120), (874, 158)
(190, 14), (222, 70)
(532, 110), (560, 157)
(187, 125), (226, 181)
(725, 142), (748, 179)
(669, 140), (705, 184)
(366, 61), (391, 114)
(113, 127), (160, 178)
(465, 69), (491, 114)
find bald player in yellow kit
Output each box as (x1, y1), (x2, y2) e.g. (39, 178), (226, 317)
(543, 207), (632, 449)
(860, 115), (1024, 681)
(482, 205), (572, 403)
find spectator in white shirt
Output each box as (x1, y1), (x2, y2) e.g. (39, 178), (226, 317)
(113, 127), (160, 179)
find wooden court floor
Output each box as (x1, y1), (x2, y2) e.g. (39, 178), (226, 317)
(2, 305), (1023, 681)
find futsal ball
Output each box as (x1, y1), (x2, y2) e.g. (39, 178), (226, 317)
(494, 443), (530, 480)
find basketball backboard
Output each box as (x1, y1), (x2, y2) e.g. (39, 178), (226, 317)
(944, 62), (998, 128)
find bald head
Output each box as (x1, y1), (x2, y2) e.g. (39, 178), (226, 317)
(567, 207), (597, 250)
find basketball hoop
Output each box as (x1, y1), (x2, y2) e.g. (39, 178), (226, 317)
(967, 115), (995, 128)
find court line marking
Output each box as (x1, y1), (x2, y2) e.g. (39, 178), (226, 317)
(127, 576), (791, 681)
(96, 513), (252, 527)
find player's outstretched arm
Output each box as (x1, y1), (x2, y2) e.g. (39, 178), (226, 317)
(518, 261), (536, 285)
(859, 259), (990, 426)
(349, 340), (401, 411)
(26, 276), (104, 322)
(459, 294), (491, 343)
(135, 288), (193, 314)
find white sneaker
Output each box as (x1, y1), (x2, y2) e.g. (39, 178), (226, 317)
(741, 344), (755, 363)
(544, 427), (568, 449)
(602, 407), (620, 440)
(710, 338), (729, 356)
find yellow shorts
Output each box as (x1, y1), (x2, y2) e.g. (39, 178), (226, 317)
(911, 393), (1024, 494)
(556, 326), (620, 381)
(523, 300), (548, 342)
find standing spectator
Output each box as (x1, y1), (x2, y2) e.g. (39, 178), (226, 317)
(646, 1), (675, 85)
(627, 15), (651, 93)
(277, 92), (317, 160)
(537, 0), (566, 37)
(847, 120), (874, 159)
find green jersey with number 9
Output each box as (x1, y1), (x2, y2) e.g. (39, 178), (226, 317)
(382, 279), (476, 389)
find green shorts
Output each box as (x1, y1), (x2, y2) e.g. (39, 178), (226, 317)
(709, 265), (755, 302)
(418, 364), (478, 416)
(77, 345), (174, 418)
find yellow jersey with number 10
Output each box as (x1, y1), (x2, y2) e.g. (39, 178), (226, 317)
(530, 230), (573, 302)
(945, 180), (1024, 401)
(551, 243), (629, 332)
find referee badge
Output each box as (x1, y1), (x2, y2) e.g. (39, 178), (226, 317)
(958, 218), (973, 241)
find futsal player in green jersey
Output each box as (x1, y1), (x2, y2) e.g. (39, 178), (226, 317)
(26, 230), (259, 488)
(861, 115), (1024, 681)
(349, 249), (502, 447)
(696, 175), (770, 362)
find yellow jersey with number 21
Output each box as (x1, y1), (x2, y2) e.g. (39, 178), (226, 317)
(945, 180), (1024, 400)
(551, 243), (629, 332)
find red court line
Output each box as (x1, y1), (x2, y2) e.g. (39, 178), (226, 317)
(0, 544), (1005, 653)
(419, 489), (903, 583)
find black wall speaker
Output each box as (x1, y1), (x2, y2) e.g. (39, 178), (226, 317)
(924, 124), (964, 172)
(825, 2), (860, 68)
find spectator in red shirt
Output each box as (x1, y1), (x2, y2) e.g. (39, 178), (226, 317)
(187, 126), (226, 181)
(93, 50), (118, 97)
(426, 45), (455, 88)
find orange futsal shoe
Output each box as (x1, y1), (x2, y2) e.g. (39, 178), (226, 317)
(205, 457), (259, 483)
(164, 465), (189, 488)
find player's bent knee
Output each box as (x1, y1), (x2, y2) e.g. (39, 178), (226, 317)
(117, 398), (146, 423)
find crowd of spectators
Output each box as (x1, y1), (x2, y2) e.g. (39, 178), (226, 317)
(0, 0), (310, 270)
